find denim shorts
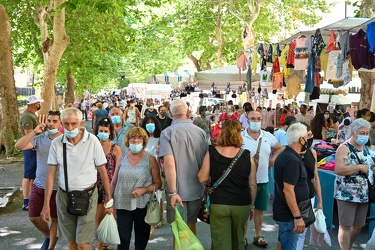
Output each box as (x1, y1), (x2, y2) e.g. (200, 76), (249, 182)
(275, 220), (299, 249)
(23, 149), (37, 179)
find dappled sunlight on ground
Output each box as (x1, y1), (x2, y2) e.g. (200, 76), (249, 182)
(0, 227), (20, 237)
(261, 223), (278, 232)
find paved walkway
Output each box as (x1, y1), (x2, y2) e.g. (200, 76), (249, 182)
(0, 120), (371, 249)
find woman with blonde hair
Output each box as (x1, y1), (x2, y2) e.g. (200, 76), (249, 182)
(198, 120), (257, 250)
(112, 127), (161, 249)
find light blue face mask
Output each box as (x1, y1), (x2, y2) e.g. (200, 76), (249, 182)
(97, 132), (109, 141)
(64, 128), (79, 139)
(249, 122), (261, 132)
(146, 123), (155, 133)
(205, 111), (210, 116)
(356, 135), (369, 145)
(47, 128), (59, 135)
(129, 143), (143, 153)
(111, 116), (121, 125)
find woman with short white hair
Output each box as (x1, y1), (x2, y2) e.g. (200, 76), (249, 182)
(334, 118), (375, 250)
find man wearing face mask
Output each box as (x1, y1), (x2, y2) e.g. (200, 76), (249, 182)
(193, 106), (212, 144)
(295, 104), (314, 126)
(15, 110), (62, 250)
(273, 123), (311, 249)
(241, 111), (283, 247)
(20, 95), (43, 211)
(41, 108), (113, 250)
(109, 106), (134, 154)
(156, 105), (172, 131)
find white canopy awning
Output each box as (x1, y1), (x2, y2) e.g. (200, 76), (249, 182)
(146, 71), (194, 84)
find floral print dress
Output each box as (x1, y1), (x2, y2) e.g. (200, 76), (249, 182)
(96, 143), (116, 203)
(334, 142), (375, 203)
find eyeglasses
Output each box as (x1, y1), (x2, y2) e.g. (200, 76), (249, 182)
(248, 117), (262, 121)
(357, 131), (370, 136)
(129, 136), (143, 141)
(48, 110), (61, 116)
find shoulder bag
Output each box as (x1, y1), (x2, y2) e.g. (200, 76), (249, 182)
(63, 142), (91, 216)
(198, 148), (244, 224)
(144, 184), (161, 226)
(275, 166), (315, 228)
(253, 137), (263, 171)
(347, 142), (375, 203)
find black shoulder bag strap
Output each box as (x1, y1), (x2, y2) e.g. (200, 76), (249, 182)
(209, 148), (244, 194)
(63, 141), (69, 193)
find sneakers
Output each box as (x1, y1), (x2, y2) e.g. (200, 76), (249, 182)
(22, 204), (29, 211)
(40, 237), (50, 250)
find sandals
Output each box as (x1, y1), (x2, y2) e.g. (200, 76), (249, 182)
(253, 236), (268, 248)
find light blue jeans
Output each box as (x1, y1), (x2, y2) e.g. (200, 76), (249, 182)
(275, 220), (299, 250)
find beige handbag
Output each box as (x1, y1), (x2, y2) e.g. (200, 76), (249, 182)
(144, 185), (161, 226)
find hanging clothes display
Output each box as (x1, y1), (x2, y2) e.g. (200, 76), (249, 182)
(305, 55), (315, 94)
(294, 35), (309, 70)
(259, 69), (270, 87)
(367, 22), (375, 53)
(286, 40), (296, 68)
(273, 57), (281, 72)
(272, 72), (284, 91)
(285, 74), (301, 100)
(280, 44), (292, 78)
(320, 52), (329, 80)
(349, 29), (375, 70)
(325, 51), (343, 80)
(237, 52), (247, 81)
(327, 30), (339, 52)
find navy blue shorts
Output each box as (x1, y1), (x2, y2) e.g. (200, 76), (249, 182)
(23, 149), (37, 179)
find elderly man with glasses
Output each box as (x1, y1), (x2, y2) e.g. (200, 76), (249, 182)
(241, 111), (283, 248)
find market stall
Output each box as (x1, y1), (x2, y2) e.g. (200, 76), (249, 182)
(146, 71), (194, 84)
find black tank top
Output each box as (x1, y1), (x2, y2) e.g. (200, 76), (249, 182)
(303, 149), (315, 198)
(209, 145), (252, 205)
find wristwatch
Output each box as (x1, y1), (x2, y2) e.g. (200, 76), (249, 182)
(168, 192), (178, 197)
(294, 216), (302, 219)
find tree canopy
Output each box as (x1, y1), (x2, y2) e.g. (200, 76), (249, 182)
(5, 0), (329, 94)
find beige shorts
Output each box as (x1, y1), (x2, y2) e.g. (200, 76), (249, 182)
(337, 199), (369, 227)
(56, 187), (98, 244)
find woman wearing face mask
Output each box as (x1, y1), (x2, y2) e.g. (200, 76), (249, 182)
(218, 105), (239, 122)
(141, 116), (164, 235)
(111, 127), (162, 250)
(124, 99), (140, 127)
(94, 118), (122, 250)
(156, 105), (172, 131)
(143, 101), (158, 117)
(334, 118), (375, 250)
(324, 111), (338, 140)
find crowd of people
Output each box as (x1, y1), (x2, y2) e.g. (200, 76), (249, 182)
(16, 93), (375, 250)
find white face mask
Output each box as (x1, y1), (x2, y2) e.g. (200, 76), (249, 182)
(324, 114), (330, 119)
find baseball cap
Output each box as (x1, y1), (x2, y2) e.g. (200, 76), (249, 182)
(26, 95), (44, 105)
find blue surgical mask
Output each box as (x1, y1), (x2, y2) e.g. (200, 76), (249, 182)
(356, 135), (369, 145)
(146, 123), (155, 133)
(249, 122), (262, 132)
(64, 128), (79, 139)
(97, 132), (109, 141)
(111, 116), (121, 125)
(47, 128), (59, 135)
(129, 143), (143, 153)
(205, 111), (210, 116)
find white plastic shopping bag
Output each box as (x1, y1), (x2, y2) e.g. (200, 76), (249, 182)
(313, 209), (327, 233)
(96, 199), (121, 245)
(309, 223), (331, 247)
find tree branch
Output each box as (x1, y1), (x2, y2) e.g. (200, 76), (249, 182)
(229, 0), (247, 26)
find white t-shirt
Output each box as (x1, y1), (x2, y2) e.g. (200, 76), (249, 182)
(48, 128), (107, 191)
(241, 129), (278, 183)
(239, 114), (249, 129)
(259, 70), (270, 87)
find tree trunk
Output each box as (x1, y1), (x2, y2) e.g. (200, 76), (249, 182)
(242, 26), (256, 50)
(65, 69), (75, 104)
(216, 2), (223, 68)
(358, 71), (375, 109)
(37, 0), (69, 114)
(188, 54), (202, 72)
(0, 5), (22, 156)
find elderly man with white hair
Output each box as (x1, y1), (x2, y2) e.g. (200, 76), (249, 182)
(273, 122), (311, 249)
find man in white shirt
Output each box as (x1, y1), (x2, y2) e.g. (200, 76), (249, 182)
(295, 104), (314, 125)
(242, 111), (283, 247)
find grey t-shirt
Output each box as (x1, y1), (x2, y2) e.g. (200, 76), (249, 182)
(31, 134), (58, 190)
(159, 119), (208, 201)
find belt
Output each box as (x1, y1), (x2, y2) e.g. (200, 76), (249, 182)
(59, 185), (96, 193)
